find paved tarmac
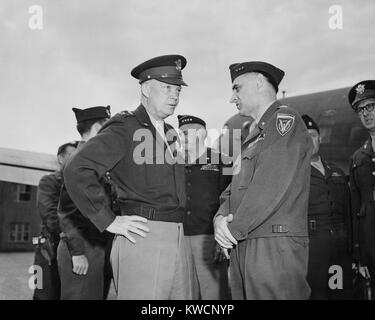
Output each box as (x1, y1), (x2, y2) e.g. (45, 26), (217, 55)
(0, 252), (116, 300)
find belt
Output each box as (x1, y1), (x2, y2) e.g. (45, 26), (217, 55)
(120, 202), (184, 223)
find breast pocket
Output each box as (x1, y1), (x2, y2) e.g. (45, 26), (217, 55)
(238, 144), (259, 189)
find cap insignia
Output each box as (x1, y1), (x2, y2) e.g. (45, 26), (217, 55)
(356, 84), (365, 95)
(175, 59), (182, 72)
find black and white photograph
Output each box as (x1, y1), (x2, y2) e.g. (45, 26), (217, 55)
(0, 0), (374, 309)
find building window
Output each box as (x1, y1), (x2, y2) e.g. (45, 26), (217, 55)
(16, 184), (32, 202)
(8, 223), (30, 243)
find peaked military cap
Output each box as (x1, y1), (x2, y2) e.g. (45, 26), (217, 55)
(131, 54), (188, 86)
(348, 80), (375, 109)
(72, 106), (111, 123)
(178, 114), (206, 128)
(302, 114), (319, 133)
(229, 61), (285, 92)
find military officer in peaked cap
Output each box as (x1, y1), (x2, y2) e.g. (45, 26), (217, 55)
(57, 106), (111, 300)
(348, 80), (375, 299)
(214, 61), (312, 299)
(302, 114), (353, 300)
(63, 55), (195, 299)
(178, 114), (232, 300)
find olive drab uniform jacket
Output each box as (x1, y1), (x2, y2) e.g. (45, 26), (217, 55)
(350, 138), (375, 266)
(63, 105), (186, 232)
(217, 101), (313, 240)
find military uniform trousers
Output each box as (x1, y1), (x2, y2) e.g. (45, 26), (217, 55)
(110, 220), (195, 300)
(57, 238), (105, 300)
(185, 234), (230, 300)
(307, 218), (353, 300)
(32, 241), (60, 300)
(229, 236), (310, 300)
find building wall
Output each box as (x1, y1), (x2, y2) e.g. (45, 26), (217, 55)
(0, 181), (41, 251)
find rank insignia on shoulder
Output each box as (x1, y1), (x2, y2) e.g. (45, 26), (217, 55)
(276, 113), (295, 136)
(120, 110), (134, 117)
(332, 172), (341, 177)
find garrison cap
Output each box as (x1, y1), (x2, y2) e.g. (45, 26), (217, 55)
(72, 106), (111, 123)
(229, 61), (285, 92)
(348, 80), (375, 109)
(302, 114), (319, 133)
(131, 54), (187, 86)
(178, 114), (206, 128)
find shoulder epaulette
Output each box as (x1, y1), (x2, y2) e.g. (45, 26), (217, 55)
(119, 110), (135, 118)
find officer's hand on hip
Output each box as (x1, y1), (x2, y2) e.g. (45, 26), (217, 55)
(72, 255), (89, 275)
(106, 215), (150, 243)
(214, 214), (237, 249)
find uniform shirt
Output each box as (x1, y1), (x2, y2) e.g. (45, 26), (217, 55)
(350, 138), (375, 264)
(37, 171), (63, 243)
(308, 159), (350, 220)
(184, 148), (232, 236)
(216, 100), (313, 240)
(63, 104), (186, 232)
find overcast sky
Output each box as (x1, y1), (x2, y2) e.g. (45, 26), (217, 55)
(1, 0), (374, 154)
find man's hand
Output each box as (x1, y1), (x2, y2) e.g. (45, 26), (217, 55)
(213, 243), (230, 263)
(214, 214), (237, 249)
(106, 215), (150, 243)
(72, 255), (89, 275)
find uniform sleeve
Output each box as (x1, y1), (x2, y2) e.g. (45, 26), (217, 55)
(63, 122), (128, 232)
(228, 113), (312, 240)
(37, 174), (61, 236)
(349, 157), (361, 261)
(58, 185), (86, 256)
(215, 184), (231, 218)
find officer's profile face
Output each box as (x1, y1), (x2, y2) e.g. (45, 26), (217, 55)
(230, 73), (258, 117)
(356, 98), (375, 132)
(179, 123), (207, 152)
(57, 145), (76, 168)
(308, 129), (320, 156)
(146, 80), (182, 120)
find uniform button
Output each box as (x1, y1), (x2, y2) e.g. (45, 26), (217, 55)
(187, 196), (191, 201)
(187, 211), (191, 215)
(187, 182), (191, 187)
(372, 158), (375, 162)
(372, 172), (375, 176)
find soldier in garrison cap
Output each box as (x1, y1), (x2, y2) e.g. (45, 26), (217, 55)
(178, 114), (232, 300)
(57, 106), (112, 300)
(348, 80), (375, 299)
(302, 114), (353, 300)
(63, 55), (195, 299)
(214, 61), (312, 299)
(33, 141), (78, 300)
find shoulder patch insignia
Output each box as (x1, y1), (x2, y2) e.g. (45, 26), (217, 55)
(276, 113), (295, 136)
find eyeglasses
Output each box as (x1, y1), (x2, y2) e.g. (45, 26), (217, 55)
(356, 103), (375, 115)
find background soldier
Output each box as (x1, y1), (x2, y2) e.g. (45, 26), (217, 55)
(302, 114), (353, 300)
(348, 80), (375, 299)
(214, 61), (312, 299)
(63, 55), (194, 299)
(33, 141), (77, 300)
(57, 106), (111, 300)
(178, 114), (231, 300)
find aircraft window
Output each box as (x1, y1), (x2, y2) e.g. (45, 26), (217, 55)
(319, 127), (332, 144)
